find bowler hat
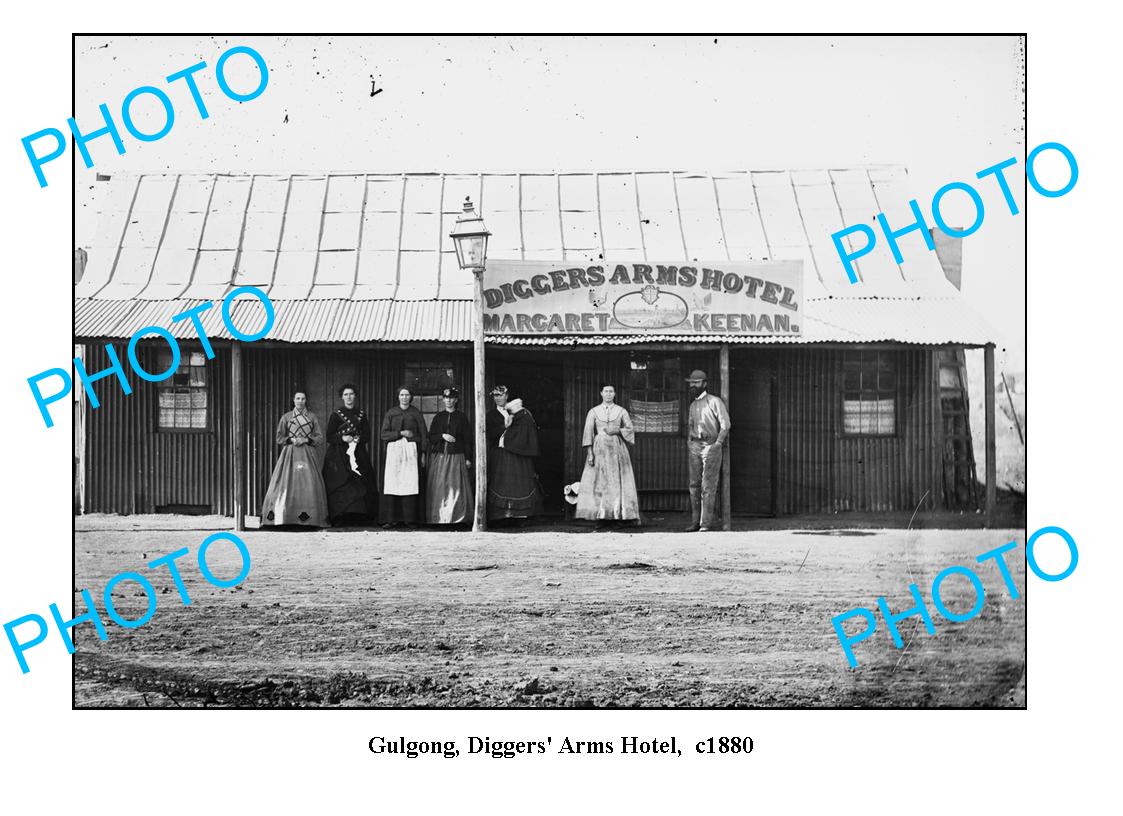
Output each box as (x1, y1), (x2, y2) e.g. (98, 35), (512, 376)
(685, 369), (708, 382)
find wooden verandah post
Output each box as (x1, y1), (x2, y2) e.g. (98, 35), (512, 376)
(984, 343), (996, 526)
(73, 344), (86, 515)
(232, 341), (245, 532)
(720, 343), (732, 531)
(472, 268), (488, 532)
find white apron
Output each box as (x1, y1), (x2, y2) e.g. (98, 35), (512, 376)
(383, 437), (419, 495)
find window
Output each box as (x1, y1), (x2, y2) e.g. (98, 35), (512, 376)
(157, 350), (209, 430)
(626, 355), (682, 434)
(841, 351), (897, 435)
(403, 362), (457, 430)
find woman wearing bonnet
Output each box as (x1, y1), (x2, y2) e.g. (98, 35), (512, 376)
(486, 385), (544, 522)
(424, 387), (474, 526)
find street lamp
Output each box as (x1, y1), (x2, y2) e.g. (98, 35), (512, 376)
(450, 197), (491, 532)
(450, 197), (490, 270)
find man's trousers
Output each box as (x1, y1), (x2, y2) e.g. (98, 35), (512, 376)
(687, 439), (723, 527)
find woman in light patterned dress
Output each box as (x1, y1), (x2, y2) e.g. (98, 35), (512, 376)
(575, 384), (641, 525)
(261, 390), (329, 527)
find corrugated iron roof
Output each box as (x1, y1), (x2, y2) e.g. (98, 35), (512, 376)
(74, 295), (993, 345)
(75, 170), (996, 344)
(75, 297), (441, 343)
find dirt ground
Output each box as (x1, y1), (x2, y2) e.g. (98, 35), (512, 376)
(72, 515), (1026, 708)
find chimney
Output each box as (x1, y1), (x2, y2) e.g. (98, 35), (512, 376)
(74, 248), (88, 284)
(930, 228), (963, 290)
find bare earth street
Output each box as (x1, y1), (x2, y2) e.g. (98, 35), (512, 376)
(73, 516), (1026, 708)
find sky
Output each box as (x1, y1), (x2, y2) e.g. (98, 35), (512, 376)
(73, 35), (1026, 368)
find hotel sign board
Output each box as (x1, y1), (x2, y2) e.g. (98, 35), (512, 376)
(482, 260), (803, 336)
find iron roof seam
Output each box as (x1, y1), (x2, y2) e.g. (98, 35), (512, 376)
(176, 174), (219, 300)
(865, 166), (909, 287)
(78, 169), (996, 343)
(137, 175), (182, 298)
(790, 171), (824, 286)
(88, 175), (141, 299)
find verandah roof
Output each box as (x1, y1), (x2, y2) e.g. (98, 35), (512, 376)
(74, 170), (995, 345)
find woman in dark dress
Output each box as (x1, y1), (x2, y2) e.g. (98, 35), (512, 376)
(425, 387), (474, 525)
(378, 386), (426, 527)
(322, 383), (377, 526)
(486, 385), (544, 521)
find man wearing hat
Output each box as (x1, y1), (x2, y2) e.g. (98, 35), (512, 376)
(684, 369), (731, 532)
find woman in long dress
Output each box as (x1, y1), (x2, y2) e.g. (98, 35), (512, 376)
(322, 383), (377, 526)
(379, 386), (426, 527)
(575, 384), (641, 524)
(261, 391), (329, 527)
(486, 386), (544, 521)
(425, 387), (474, 525)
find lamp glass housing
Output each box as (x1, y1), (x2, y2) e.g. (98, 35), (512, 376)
(450, 198), (490, 270)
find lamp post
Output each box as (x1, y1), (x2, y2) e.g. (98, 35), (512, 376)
(449, 197), (491, 532)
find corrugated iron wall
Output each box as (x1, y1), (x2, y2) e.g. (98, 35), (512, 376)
(771, 347), (941, 514)
(82, 342), (473, 518)
(243, 348), (473, 515)
(81, 340), (954, 518)
(82, 342), (232, 515)
(773, 350), (833, 514)
(244, 348), (305, 517)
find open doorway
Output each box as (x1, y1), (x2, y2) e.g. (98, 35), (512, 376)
(730, 351), (776, 516)
(489, 351), (565, 516)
